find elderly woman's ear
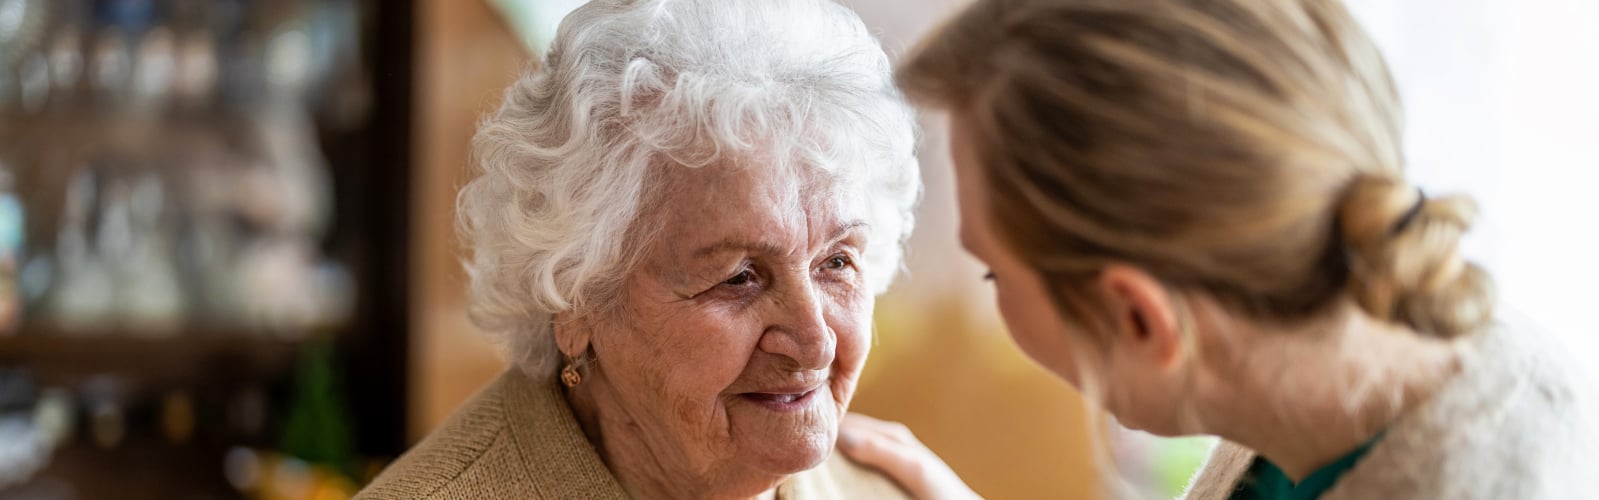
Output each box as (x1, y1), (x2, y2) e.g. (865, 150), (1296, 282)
(552, 311), (595, 360)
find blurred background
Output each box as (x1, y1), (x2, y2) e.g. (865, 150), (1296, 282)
(0, 0), (1593, 499)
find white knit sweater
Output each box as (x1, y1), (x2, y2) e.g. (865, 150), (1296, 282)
(1184, 312), (1599, 499)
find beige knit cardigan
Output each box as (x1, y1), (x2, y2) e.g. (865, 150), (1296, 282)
(1183, 313), (1599, 500)
(355, 368), (908, 499)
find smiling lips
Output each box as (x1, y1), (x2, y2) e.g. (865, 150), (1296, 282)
(740, 388), (821, 412)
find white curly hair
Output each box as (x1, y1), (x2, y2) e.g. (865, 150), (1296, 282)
(458, 0), (921, 374)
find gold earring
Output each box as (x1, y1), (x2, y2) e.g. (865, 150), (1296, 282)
(561, 351), (594, 388)
(560, 358), (583, 388)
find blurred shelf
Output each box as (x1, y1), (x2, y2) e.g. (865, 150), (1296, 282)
(0, 328), (306, 386)
(5, 437), (244, 500)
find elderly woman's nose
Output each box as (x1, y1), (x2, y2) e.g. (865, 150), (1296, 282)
(758, 285), (838, 370)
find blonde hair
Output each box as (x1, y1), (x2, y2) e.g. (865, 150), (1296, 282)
(900, 0), (1492, 338)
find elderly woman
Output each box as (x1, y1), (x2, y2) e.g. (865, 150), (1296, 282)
(356, 0), (918, 498)
(839, 0), (1598, 499)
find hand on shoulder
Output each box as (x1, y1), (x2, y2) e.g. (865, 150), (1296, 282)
(837, 413), (983, 500)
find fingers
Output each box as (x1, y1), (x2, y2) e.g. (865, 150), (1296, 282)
(840, 420), (932, 498)
(838, 415), (985, 500)
(840, 417), (926, 478)
(843, 413), (919, 445)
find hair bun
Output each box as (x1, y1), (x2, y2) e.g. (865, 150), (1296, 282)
(1337, 175), (1494, 338)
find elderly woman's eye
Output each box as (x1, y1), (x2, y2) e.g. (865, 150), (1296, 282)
(824, 255), (853, 271)
(724, 269), (756, 286)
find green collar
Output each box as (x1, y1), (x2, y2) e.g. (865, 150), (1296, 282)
(1231, 434), (1383, 500)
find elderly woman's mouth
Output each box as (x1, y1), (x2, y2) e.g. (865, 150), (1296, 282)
(739, 388), (821, 412)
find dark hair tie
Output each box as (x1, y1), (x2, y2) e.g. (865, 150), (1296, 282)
(1389, 188), (1427, 236)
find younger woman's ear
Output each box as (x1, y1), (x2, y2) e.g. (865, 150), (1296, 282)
(1095, 265), (1184, 370)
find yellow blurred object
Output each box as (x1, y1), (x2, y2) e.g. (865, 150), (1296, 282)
(854, 295), (1103, 500)
(159, 390), (196, 444)
(229, 448), (358, 500)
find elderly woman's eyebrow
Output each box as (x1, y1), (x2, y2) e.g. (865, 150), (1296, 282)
(690, 220), (871, 259)
(692, 240), (789, 259)
(828, 220), (871, 247)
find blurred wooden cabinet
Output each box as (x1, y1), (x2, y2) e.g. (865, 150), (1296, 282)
(0, 0), (416, 497)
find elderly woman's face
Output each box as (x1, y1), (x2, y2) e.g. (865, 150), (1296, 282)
(587, 161), (873, 482)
